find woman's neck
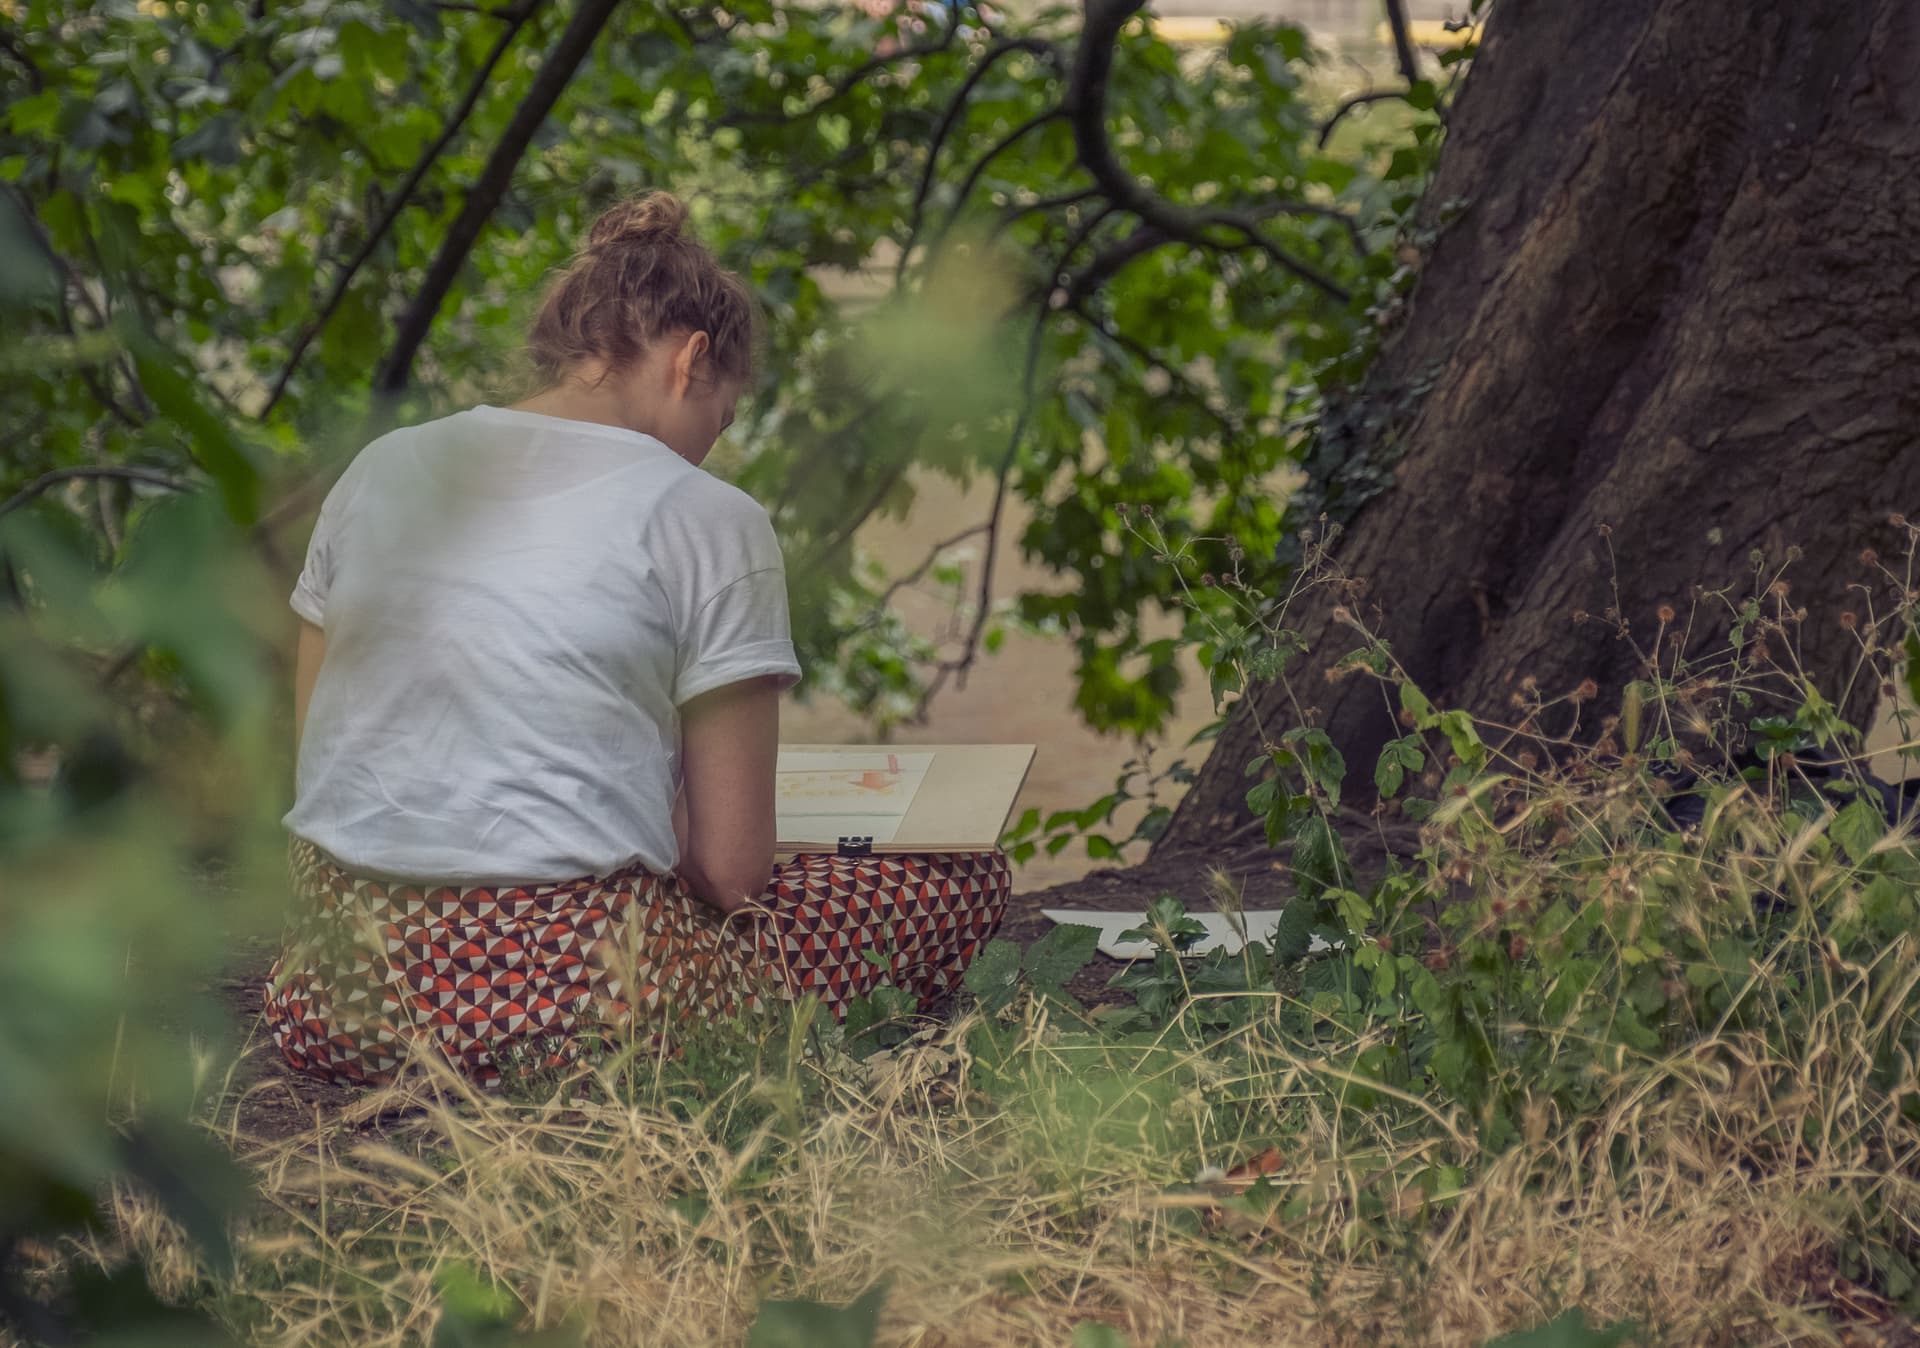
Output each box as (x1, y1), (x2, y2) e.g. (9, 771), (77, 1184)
(512, 375), (658, 442)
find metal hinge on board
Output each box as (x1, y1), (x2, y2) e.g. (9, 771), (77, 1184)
(836, 836), (874, 858)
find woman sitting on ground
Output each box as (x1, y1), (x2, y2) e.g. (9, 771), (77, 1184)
(267, 192), (1009, 1088)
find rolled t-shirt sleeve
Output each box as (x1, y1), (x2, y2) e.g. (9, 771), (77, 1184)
(675, 567), (802, 705)
(660, 476), (802, 706)
(289, 444), (378, 628)
(290, 490), (342, 627)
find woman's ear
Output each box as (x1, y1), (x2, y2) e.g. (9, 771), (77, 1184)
(672, 330), (713, 396)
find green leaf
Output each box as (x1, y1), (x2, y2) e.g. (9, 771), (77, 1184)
(1400, 682), (1437, 729)
(0, 189), (59, 307)
(746, 1280), (888, 1348)
(1481, 1308), (1638, 1348)
(962, 939), (1023, 1016)
(1023, 923), (1099, 994)
(125, 330), (260, 523)
(1291, 814), (1344, 902)
(1831, 797), (1886, 865)
(1282, 726), (1346, 806)
(1905, 629), (1920, 712)
(1271, 893), (1317, 963)
(1437, 709), (1485, 770)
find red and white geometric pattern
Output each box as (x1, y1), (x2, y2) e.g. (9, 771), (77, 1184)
(264, 840), (1010, 1089)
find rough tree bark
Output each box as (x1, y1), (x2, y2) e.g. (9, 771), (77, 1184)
(1156, 0), (1920, 853)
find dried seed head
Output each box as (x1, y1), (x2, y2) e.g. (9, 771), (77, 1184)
(1769, 579), (1792, 599)
(1841, 611), (1859, 631)
(1596, 523), (1613, 538)
(1657, 603), (1676, 624)
(1891, 512), (1908, 528)
(1574, 678), (1599, 701)
(1201, 573), (1216, 587)
(1860, 547), (1879, 567)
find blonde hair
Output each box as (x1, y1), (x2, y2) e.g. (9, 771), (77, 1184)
(528, 192), (758, 384)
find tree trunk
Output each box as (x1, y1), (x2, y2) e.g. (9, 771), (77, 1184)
(1156, 0), (1920, 854)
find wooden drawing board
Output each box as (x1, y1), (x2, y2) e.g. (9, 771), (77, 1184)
(775, 743), (1035, 855)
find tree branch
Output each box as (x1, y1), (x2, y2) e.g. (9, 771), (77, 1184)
(720, 12), (963, 128)
(875, 521), (993, 610)
(374, 0), (621, 398)
(0, 22), (44, 91)
(1065, 196), (1365, 306)
(992, 186), (1101, 237)
(264, 0), (542, 415)
(1317, 88), (1405, 148)
(0, 467), (190, 525)
(922, 107), (1064, 255)
(1382, 0), (1420, 85)
(1067, 300), (1243, 441)
(896, 36), (1062, 284)
(1066, 0), (1351, 303)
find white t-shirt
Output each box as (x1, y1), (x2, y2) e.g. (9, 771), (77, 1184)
(284, 405), (801, 885)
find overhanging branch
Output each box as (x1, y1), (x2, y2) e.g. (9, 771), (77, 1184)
(1067, 0), (1352, 303)
(374, 0), (621, 397)
(266, 0), (542, 415)
(0, 466), (190, 524)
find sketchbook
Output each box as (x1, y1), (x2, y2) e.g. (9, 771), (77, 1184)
(775, 743), (1035, 856)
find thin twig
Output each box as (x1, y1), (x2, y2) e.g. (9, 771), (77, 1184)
(918, 107), (1066, 264)
(264, 0), (542, 415)
(877, 522), (993, 609)
(1316, 88), (1405, 148)
(720, 12), (963, 128)
(992, 186), (1100, 237)
(375, 0), (621, 396)
(0, 466), (190, 524)
(1066, 0), (1351, 303)
(896, 36), (1061, 284)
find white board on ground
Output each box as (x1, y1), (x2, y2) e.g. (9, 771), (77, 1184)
(1040, 908), (1338, 962)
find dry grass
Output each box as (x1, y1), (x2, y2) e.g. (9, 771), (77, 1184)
(93, 896), (1917, 1346)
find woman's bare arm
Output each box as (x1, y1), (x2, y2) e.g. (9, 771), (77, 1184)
(676, 675), (783, 913)
(294, 619), (326, 749)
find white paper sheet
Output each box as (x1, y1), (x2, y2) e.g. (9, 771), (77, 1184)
(1040, 908), (1337, 961)
(776, 750), (934, 845)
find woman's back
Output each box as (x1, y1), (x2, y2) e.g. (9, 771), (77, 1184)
(286, 404), (797, 885)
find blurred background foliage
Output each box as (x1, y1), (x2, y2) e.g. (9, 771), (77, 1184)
(0, 0), (1456, 1336)
(1, 0), (1449, 734)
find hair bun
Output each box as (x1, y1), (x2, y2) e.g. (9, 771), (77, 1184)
(586, 191), (689, 249)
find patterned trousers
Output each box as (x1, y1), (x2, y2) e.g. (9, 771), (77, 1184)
(264, 839), (1011, 1088)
